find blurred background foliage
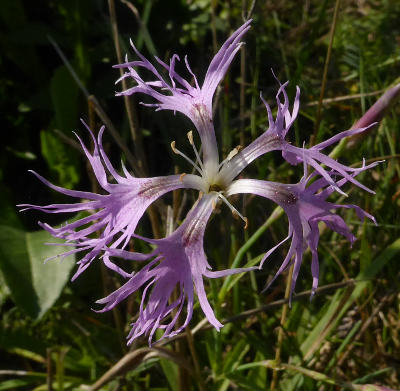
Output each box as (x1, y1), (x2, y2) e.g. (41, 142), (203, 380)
(0, 0), (399, 390)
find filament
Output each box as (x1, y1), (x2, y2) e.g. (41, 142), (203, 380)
(217, 193), (248, 229)
(171, 141), (203, 175)
(187, 131), (205, 171)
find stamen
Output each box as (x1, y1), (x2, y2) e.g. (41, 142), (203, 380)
(170, 141), (203, 175)
(217, 193), (248, 229)
(187, 130), (194, 145)
(219, 145), (243, 168)
(170, 141), (177, 153)
(179, 173), (186, 182)
(187, 131), (204, 170)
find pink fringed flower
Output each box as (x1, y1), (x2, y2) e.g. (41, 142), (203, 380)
(21, 20), (379, 344)
(227, 163), (377, 301)
(96, 194), (253, 345)
(19, 122), (204, 281)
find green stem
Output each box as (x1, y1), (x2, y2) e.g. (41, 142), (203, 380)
(311, 0), (341, 145)
(270, 264), (294, 391)
(218, 207), (284, 303)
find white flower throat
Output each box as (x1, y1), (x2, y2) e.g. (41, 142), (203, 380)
(171, 130), (248, 228)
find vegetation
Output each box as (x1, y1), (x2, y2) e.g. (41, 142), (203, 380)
(0, 0), (399, 390)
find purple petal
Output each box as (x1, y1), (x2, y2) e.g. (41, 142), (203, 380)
(226, 165), (376, 300)
(20, 124), (203, 278)
(96, 193), (256, 344)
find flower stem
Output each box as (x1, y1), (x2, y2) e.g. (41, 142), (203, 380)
(218, 207), (284, 304)
(311, 0), (341, 145)
(107, 0), (147, 173)
(185, 327), (206, 391)
(270, 263), (294, 391)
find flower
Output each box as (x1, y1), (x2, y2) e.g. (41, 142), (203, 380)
(96, 194), (253, 345)
(114, 19), (252, 179)
(19, 121), (205, 280)
(20, 20), (378, 344)
(227, 162), (377, 302)
(217, 79), (377, 196)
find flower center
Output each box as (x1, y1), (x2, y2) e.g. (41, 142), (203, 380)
(209, 183), (223, 192)
(170, 133), (248, 228)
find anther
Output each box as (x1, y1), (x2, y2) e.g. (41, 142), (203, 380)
(171, 141), (177, 154)
(219, 145), (243, 168)
(217, 193), (248, 229)
(187, 130), (204, 171)
(179, 173), (186, 182)
(227, 145), (242, 160)
(187, 130), (194, 145)
(231, 211), (248, 229)
(170, 140), (203, 175)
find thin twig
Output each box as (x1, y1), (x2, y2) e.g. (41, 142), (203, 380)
(108, 0), (162, 238)
(88, 95), (142, 175)
(52, 129), (83, 153)
(185, 327), (206, 391)
(158, 279), (358, 347)
(108, 0), (147, 173)
(241, 0), (257, 21)
(47, 35), (141, 175)
(210, 0), (218, 53)
(270, 264), (294, 391)
(88, 347), (193, 391)
(86, 280), (358, 391)
(119, 0), (157, 56)
(336, 293), (394, 367)
(239, 4), (246, 146)
(311, 0), (341, 145)
(306, 89), (384, 106)
(231, 88), (386, 125)
(273, 11), (290, 81)
(47, 35), (89, 98)
(46, 348), (53, 391)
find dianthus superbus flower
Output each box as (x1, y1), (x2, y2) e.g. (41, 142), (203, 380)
(20, 20), (379, 344)
(227, 163), (377, 301)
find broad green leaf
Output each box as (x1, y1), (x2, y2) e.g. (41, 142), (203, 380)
(0, 184), (23, 229)
(40, 129), (80, 189)
(0, 225), (75, 318)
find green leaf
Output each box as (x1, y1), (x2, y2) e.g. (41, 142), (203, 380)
(300, 237), (400, 360)
(159, 357), (178, 391)
(0, 379), (30, 391)
(0, 225), (75, 318)
(0, 328), (46, 357)
(0, 184), (23, 229)
(50, 65), (79, 133)
(40, 130), (80, 189)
